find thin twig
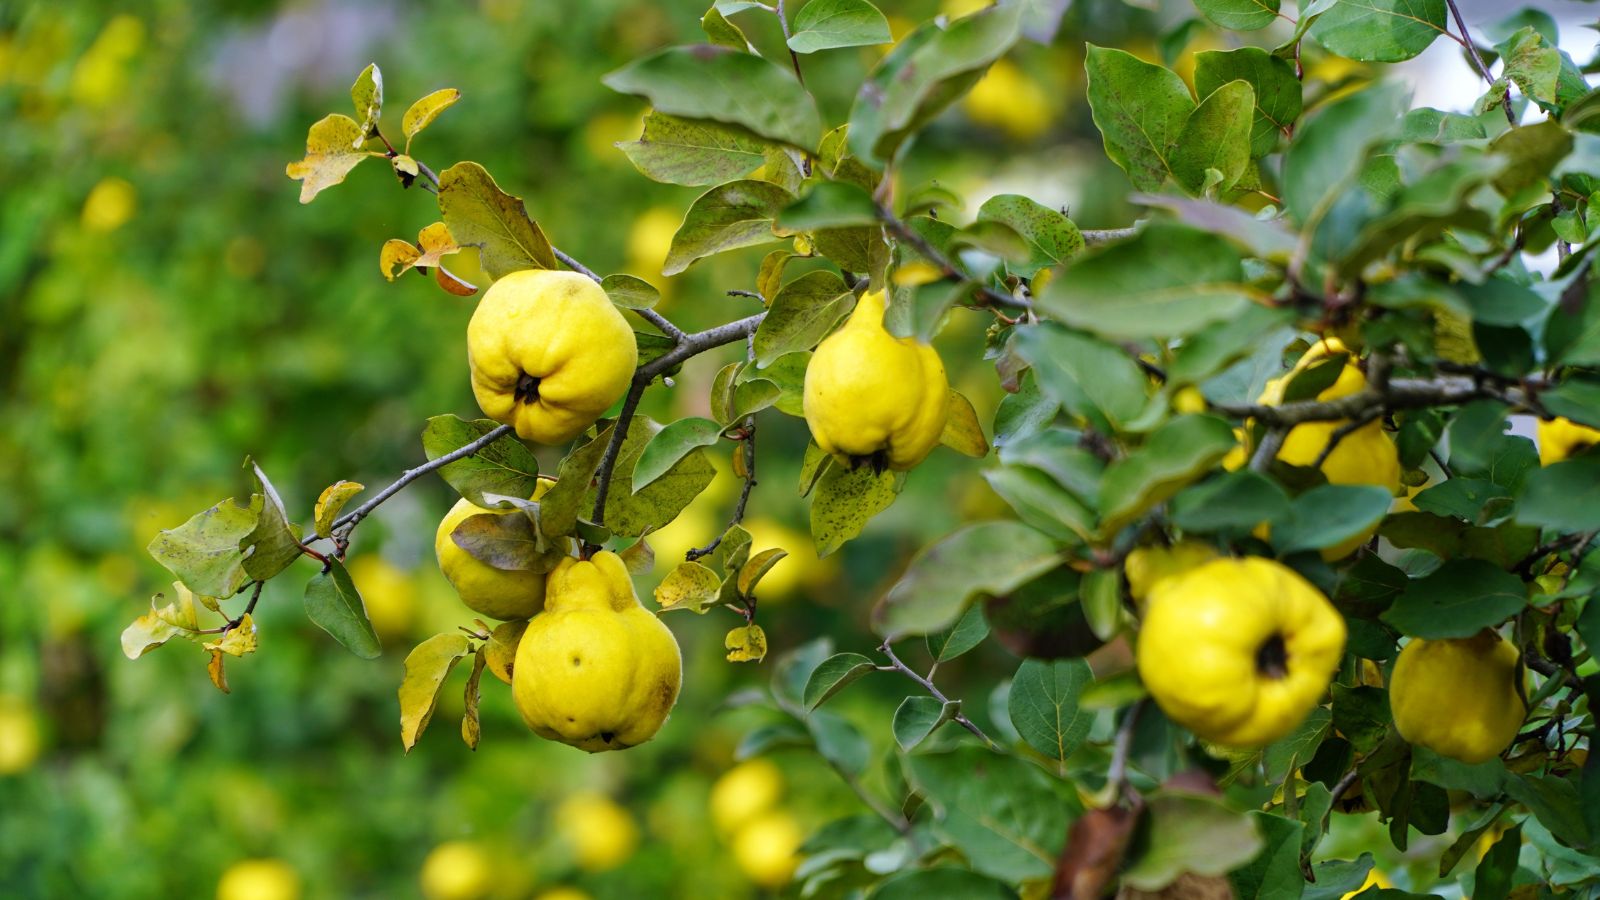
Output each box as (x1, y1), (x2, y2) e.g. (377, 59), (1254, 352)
(1327, 766), (1362, 810)
(774, 0), (806, 88)
(879, 641), (998, 748)
(1213, 375), (1550, 426)
(687, 417), (758, 561)
(1249, 427), (1287, 472)
(1106, 699), (1145, 801)
(876, 204), (1029, 311)
(1444, 0), (1516, 126)
(332, 424), (516, 538)
(1311, 407), (1385, 469)
(1083, 227), (1139, 245)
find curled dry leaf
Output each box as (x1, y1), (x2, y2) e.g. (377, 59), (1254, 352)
(1052, 803), (1141, 900)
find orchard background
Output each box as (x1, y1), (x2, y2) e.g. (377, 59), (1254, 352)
(5, 0), (1600, 898)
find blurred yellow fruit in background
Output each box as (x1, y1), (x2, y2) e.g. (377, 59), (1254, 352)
(69, 14), (144, 109)
(419, 840), (494, 900)
(1537, 416), (1600, 465)
(347, 555), (417, 641)
(709, 758), (785, 835)
(962, 59), (1054, 141)
(556, 791), (639, 872)
(534, 889), (593, 900)
(627, 206), (681, 286)
(740, 517), (836, 602)
(82, 177), (137, 233)
(216, 858), (301, 900)
(0, 696), (42, 775)
(1339, 868), (1390, 899)
(941, 0), (993, 16)
(731, 809), (803, 889)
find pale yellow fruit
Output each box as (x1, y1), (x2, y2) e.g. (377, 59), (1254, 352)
(435, 497), (552, 621)
(732, 810), (803, 889)
(513, 552), (682, 751)
(1123, 541), (1218, 606)
(627, 206), (681, 281)
(0, 696), (41, 775)
(556, 792), (639, 872)
(1390, 631), (1526, 764)
(1537, 416), (1600, 465)
(81, 177), (136, 232)
(1137, 558), (1345, 748)
(420, 840), (494, 900)
(467, 270), (637, 445)
(347, 555), (417, 641)
(803, 290), (949, 472)
(710, 758), (785, 835)
(216, 858), (301, 900)
(1340, 869), (1391, 899)
(962, 59), (1054, 141)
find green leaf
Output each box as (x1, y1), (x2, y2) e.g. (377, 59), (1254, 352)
(1381, 559), (1526, 638)
(1099, 414), (1239, 536)
(847, 4), (1023, 163)
(401, 88), (461, 149)
(600, 273), (661, 310)
(437, 161), (558, 278)
(1035, 222), (1251, 341)
(1504, 772), (1591, 847)
(633, 417), (723, 493)
(1008, 658), (1093, 763)
(807, 708), (871, 775)
(1171, 79), (1256, 194)
(1302, 857), (1375, 900)
(1193, 48), (1302, 158)
(926, 603), (991, 663)
(874, 521), (1060, 638)
(940, 389), (990, 458)
(398, 633), (470, 752)
(1517, 456), (1600, 531)
(1165, 301), (1296, 383)
(592, 417), (718, 537)
(1010, 324), (1150, 433)
(983, 464), (1096, 543)
(1472, 822), (1521, 900)
(1282, 82), (1407, 227)
(239, 460), (304, 582)
(803, 652), (878, 709)
(776, 180), (880, 231)
(449, 510), (563, 572)
(903, 746), (1075, 881)
(993, 372), (1058, 449)
(664, 179), (794, 275)
(867, 867), (1017, 900)
(1379, 513), (1536, 570)
(461, 647), (485, 750)
(974, 194), (1084, 277)
(1121, 790), (1265, 890)
(421, 415), (539, 507)
(1272, 484), (1394, 555)
(1193, 0), (1280, 31)
(1308, 0), (1448, 62)
(788, 0), (892, 53)
(1171, 469), (1291, 534)
(1084, 45), (1196, 192)
(284, 113), (380, 204)
(810, 464), (899, 557)
(701, 6), (751, 49)
(1230, 812), (1305, 900)
(349, 63), (382, 141)
(603, 45), (820, 149)
(616, 111), (768, 186)
(304, 559), (381, 659)
(1402, 106), (1488, 143)
(893, 696), (957, 750)
(1331, 683), (1391, 754)
(148, 497), (256, 598)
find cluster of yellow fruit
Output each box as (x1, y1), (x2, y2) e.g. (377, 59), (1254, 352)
(709, 759), (804, 889)
(432, 270), (679, 752)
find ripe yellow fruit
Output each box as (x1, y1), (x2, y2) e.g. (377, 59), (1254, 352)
(0, 696), (41, 775)
(710, 758), (785, 835)
(347, 554), (417, 640)
(962, 59), (1054, 141)
(216, 858), (301, 900)
(81, 176), (137, 232)
(534, 889), (593, 900)
(1390, 631), (1526, 764)
(803, 290), (949, 472)
(1123, 541), (1218, 606)
(1340, 868), (1391, 899)
(419, 840), (494, 900)
(513, 552), (682, 751)
(732, 809), (803, 889)
(1137, 557), (1346, 747)
(556, 792), (639, 872)
(435, 496), (557, 621)
(467, 270), (637, 445)
(1537, 416), (1600, 465)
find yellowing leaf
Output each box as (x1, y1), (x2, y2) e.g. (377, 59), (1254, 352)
(403, 88), (461, 150)
(207, 649), (230, 694)
(314, 481), (365, 537)
(654, 561), (723, 613)
(121, 584), (201, 659)
(619, 533), (655, 575)
(350, 63), (383, 145)
(940, 389), (989, 458)
(738, 547), (789, 597)
(285, 114), (380, 204)
(380, 240), (421, 281)
(399, 633), (472, 752)
(204, 614), (259, 657)
(414, 222), (464, 268)
(725, 623), (769, 662)
(438, 161), (559, 279)
(462, 647), (486, 751)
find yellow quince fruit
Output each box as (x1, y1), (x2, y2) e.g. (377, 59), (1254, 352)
(1389, 630), (1526, 764)
(1340, 869), (1391, 900)
(710, 758), (785, 835)
(216, 859), (301, 900)
(731, 809), (803, 889)
(803, 290), (949, 471)
(435, 481), (562, 620)
(556, 791), (639, 872)
(1537, 416), (1600, 465)
(1137, 557), (1346, 747)
(467, 270), (637, 445)
(419, 840), (494, 900)
(1123, 541), (1218, 606)
(512, 551), (682, 751)
(962, 59), (1054, 141)
(0, 696), (41, 775)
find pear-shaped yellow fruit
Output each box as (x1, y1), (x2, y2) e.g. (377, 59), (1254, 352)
(435, 491), (562, 620)
(467, 270), (637, 444)
(803, 290), (949, 471)
(419, 840), (494, 900)
(556, 791), (640, 871)
(1137, 557), (1345, 747)
(1537, 416), (1600, 465)
(512, 552), (681, 751)
(731, 810), (803, 889)
(1389, 631), (1525, 764)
